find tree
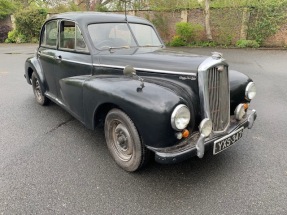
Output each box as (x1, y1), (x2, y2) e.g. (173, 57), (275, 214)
(74, 0), (113, 11)
(198, 0), (212, 40)
(0, 0), (16, 19)
(203, 0), (212, 40)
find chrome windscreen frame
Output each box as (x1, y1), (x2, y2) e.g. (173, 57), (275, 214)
(198, 53), (230, 136)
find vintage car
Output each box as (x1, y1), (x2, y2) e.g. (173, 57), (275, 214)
(24, 12), (257, 172)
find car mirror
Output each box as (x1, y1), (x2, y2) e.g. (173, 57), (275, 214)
(123, 65), (145, 91)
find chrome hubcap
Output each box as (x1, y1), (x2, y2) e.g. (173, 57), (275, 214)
(111, 122), (133, 161)
(34, 79), (42, 102)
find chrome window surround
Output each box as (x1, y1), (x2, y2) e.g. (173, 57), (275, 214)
(198, 55), (230, 135)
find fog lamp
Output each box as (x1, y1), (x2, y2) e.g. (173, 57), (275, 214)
(235, 104), (246, 120)
(199, 118), (212, 137)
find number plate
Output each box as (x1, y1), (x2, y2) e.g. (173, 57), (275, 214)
(213, 127), (244, 155)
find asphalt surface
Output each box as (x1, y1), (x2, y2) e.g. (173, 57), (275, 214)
(0, 44), (287, 215)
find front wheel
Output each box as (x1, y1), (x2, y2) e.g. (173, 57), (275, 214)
(31, 72), (49, 106)
(104, 109), (150, 172)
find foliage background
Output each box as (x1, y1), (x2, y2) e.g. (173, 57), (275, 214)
(0, 0), (286, 46)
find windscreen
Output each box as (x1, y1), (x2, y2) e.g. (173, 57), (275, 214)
(88, 23), (162, 50)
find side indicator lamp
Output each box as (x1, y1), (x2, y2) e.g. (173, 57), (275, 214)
(182, 129), (189, 138)
(175, 129), (190, 140)
(243, 103), (249, 110)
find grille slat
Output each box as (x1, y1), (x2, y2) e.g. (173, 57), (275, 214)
(207, 66), (229, 132)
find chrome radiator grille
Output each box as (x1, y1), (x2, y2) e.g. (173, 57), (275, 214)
(207, 66), (229, 132)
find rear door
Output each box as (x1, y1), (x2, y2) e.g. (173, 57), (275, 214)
(38, 20), (59, 97)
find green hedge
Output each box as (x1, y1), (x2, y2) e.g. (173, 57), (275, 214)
(6, 8), (47, 43)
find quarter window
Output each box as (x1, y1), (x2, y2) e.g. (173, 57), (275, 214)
(41, 20), (58, 47)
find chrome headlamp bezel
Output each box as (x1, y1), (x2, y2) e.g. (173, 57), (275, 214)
(245, 82), (256, 101)
(171, 104), (191, 131)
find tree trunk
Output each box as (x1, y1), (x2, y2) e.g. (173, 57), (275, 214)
(204, 0), (213, 41)
(86, 0), (90, 11)
(90, 0), (96, 11)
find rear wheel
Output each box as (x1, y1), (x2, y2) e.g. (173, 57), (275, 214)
(104, 108), (150, 172)
(31, 72), (49, 106)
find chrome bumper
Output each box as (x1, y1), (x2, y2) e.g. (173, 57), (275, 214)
(151, 109), (257, 164)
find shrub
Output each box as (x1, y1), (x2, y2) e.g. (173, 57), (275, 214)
(0, 25), (11, 43)
(191, 41), (217, 47)
(170, 22), (204, 46)
(175, 22), (193, 43)
(5, 29), (27, 43)
(169, 36), (187, 47)
(5, 8), (47, 43)
(236, 40), (260, 48)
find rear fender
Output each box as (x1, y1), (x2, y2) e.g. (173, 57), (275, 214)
(25, 57), (47, 90)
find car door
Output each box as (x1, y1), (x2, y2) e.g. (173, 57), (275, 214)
(38, 20), (59, 97)
(54, 20), (92, 121)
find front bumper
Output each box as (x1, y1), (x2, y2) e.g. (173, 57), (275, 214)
(150, 109), (257, 164)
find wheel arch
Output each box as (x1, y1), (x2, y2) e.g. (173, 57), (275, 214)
(25, 57), (46, 89)
(93, 103), (120, 127)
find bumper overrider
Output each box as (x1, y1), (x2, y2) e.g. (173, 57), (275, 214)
(149, 109), (257, 164)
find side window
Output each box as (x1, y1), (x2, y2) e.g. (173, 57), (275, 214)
(76, 26), (88, 52)
(41, 20), (58, 47)
(60, 21), (88, 52)
(60, 21), (75, 50)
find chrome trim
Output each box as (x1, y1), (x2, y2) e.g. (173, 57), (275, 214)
(208, 66), (230, 132)
(93, 63), (197, 77)
(198, 56), (226, 119)
(39, 53), (54, 59)
(248, 109), (257, 129)
(152, 109), (257, 163)
(61, 58), (92, 66)
(196, 134), (205, 158)
(170, 104), (190, 131)
(245, 82), (256, 101)
(198, 55), (230, 134)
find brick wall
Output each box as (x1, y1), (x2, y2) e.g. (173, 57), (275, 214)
(263, 22), (287, 47)
(131, 9), (287, 47)
(1, 10), (286, 46)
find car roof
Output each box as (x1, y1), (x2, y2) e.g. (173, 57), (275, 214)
(48, 12), (151, 26)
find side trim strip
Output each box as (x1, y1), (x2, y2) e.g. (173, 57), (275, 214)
(93, 63), (196, 76)
(39, 53), (92, 66)
(39, 53), (54, 59)
(61, 59), (92, 66)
